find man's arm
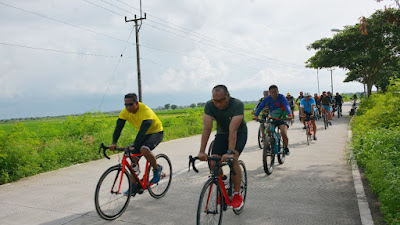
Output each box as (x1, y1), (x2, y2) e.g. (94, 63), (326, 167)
(112, 118), (126, 144)
(254, 98), (267, 117)
(132, 119), (153, 150)
(228, 115), (244, 151)
(198, 114), (213, 161)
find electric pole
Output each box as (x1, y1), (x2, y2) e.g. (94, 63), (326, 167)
(327, 68), (334, 94)
(125, 13), (146, 102)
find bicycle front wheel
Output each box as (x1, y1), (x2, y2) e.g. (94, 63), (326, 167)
(258, 125), (264, 149)
(306, 123), (311, 145)
(197, 179), (223, 225)
(277, 135), (285, 164)
(233, 160), (247, 215)
(148, 154), (172, 199)
(263, 135), (275, 175)
(94, 165), (131, 220)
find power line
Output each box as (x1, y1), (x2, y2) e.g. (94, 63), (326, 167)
(0, 42), (121, 58)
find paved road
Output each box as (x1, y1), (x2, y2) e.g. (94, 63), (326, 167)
(0, 102), (370, 225)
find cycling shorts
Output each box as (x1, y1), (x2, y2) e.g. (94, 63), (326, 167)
(322, 105), (332, 111)
(272, 119), (289, 129)
(304, 112), (315, 121)
(211, 132), (247, 156)
(130, 131), (163, 154)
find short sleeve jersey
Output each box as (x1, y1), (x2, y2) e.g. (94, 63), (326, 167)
(321, 95), (331, 106)
(204, 97), (247, 134)
(300, 97), (316, 113)
(119, 102), (163, 134)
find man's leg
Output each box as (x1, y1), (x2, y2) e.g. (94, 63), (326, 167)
(140, 147), (159, 170)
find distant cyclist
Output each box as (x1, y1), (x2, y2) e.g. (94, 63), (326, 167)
(253, 85), (293, 155)
(300, 93), (317, 140)
(334, 93), (344, 117)
(314, 93), (321, 117)
(286, 93), (295, 120)
(252, 90), (269, 119)
(320, 91), (333, 125)
(296, 91), (304, 121)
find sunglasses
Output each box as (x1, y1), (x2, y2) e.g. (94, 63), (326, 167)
(124, 102), (135, 107)
(212, 96), (228, 104)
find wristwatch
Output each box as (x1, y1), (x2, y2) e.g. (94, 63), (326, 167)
(226, 149), (235, 155)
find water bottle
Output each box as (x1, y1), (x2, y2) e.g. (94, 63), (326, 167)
(132, 163), (140, 175)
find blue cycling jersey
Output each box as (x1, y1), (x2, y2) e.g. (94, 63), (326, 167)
(255, 94), (292, 118)
(300, 97), (316, 113)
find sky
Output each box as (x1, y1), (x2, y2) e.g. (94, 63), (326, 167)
(0, 0), (390, 119)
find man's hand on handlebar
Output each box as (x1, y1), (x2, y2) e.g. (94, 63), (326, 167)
(252, 115), (258, 121)
(109, 144), (117, 151)
(197, 152), (208, 161)
(286, 116), (293, 120)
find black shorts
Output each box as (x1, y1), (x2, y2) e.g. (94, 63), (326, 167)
(304, 112), (315, 121)
(130, 131), (163, 154)
(272, 119), (289, 128)
(211, 132), (247, 156)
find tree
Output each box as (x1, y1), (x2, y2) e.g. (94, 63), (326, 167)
(197, 102), (205, 107)
(171, 105), (177, 110)
(190, 103), (196, 108)
(164, 104), (170, 110)
(306, 8), (400, 96)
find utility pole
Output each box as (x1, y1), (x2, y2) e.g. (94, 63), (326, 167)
(125, 13), (146, 102)
(316, 68), (320, 95)
(327, 68), (334, 94)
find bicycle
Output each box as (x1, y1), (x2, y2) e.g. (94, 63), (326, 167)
(336, 104), (342, 118)
(257, 116), (267, 149)
(258, 118), (286, 175)
(322, 108), (330, 130)
(304, 115), (313, 145)
(188, 155), (247, 225)
(95, 143), (172, 220)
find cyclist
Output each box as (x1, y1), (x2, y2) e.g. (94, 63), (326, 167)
(314, 93), (321, 118)
(320, 91), (333, 125)
(109, 93), (164, 196)
(253, 85), (293, 155)
(334, 93), (344, 117)
(296, 91), (304, 121)
(252, 90), (269, 118)
(197, 85), (248, 210)
(286, 92), (295, 120)
(300, 92), (317, 140)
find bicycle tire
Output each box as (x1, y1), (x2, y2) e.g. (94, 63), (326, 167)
(207, 140), (214, 172)
(324, 113), (328, 129)
(148, 154), (173, 199)
(233, 160), (247, 215)
(277, 135), (285, 164)
(306, 122), (311, 145)
(197, 179), (223, 225)
(263, 135), (275, 175)
(94, 165), (131, 220)
(337, 106), (341, 118)
(258, 124), (264, 149)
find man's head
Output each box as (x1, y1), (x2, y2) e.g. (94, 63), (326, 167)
(287, 92), (291, 96)
(300, 91), (303, 95)
(322, 91), (327, 96)
(212, 85), (230, 110)
(314, 93), (318, 97)
(304, 92), (312, 100)
(124, 93), (139, 113)
(263, 90), (269, 97)
(336, 92), (339, 95)
(269, 85), (279, 99)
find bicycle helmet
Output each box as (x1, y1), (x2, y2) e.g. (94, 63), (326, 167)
(287, 92), (291, 96)
(304, 92), (311, 97)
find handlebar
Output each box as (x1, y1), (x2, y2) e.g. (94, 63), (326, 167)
(98, 143), (128, 160)
(188, 155), (235, 175)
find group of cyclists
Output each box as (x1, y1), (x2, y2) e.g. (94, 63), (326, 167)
(252, 87), (344, 142)
(105, 84), (344, 216)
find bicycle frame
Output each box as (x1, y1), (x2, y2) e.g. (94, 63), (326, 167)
(268, 120), (284, 154)
(118, 153), (153, 194)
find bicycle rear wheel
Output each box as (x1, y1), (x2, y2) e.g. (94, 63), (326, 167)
(94, 165), (131, 220)
(148, 154), (172, 198)
(197, 179), (223, 225)
(233, 160), (247, 215)
(263, 135), (275, 175)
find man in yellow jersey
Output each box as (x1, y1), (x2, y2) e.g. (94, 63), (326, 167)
(109, 93), (164, 196)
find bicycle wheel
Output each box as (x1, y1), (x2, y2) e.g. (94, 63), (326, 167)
(306, 122), (311, 145)
(277, 135), (286, 164)
(233, 160), (247, 215)
(263, 135), (275, 175)
(324, 113), (328, 130)
(94, 165), (131, 220)
(148, 154), (172, 198)
(257, 124), (264, 149)
(207, 140), (214, 172)
(337, 106), (341, 118)
(197, 179), (223, 225)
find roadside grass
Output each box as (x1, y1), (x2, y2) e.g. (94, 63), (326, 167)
(350, 79), (400, 225)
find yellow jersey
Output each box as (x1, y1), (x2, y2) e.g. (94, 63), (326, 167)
(119, 102), (163, 134)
